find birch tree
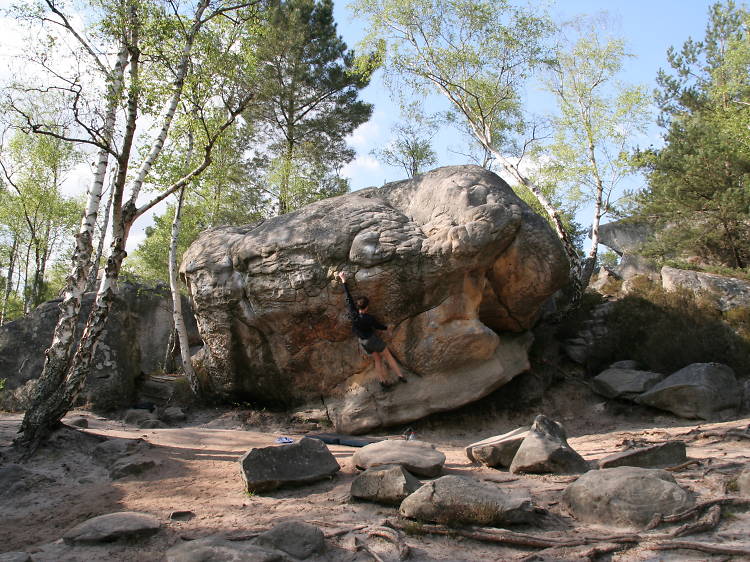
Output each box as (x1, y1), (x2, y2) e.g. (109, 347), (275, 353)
(540, 16), (650, 288)
(350, 0), (593, 300)
(5, 0), (260, 451)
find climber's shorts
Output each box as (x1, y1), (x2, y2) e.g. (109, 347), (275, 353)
(359, 333), (386, 354)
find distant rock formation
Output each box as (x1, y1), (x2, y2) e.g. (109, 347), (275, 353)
(181, 165), (569, 433)
(0, 283), (198, 411)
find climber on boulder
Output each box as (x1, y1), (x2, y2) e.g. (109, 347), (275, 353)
(337, 271), (406, 388)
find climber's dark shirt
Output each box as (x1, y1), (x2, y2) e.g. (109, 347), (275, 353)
(342, 281), (387, 340)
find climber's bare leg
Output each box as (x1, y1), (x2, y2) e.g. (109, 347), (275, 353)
(372, 352), (389, 383)
(383, 348), (405, 380)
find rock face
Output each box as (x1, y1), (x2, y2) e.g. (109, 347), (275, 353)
(0, 283), (198, 412)
(352, 440), (446, 478)
(661, 266), (750, 311)
(509, 415), (589, 474)
(599, 221), (652, 256)
(181, 165), (568, 433)
(465, 426), (530, 468)
(350, 464), (422, 505)
(563, 467), (694, 528)
(239, 437), (341, 493)
(399, 475), (537, 526)
(635, 363), (741, 420)
(591, 368), (665, 400)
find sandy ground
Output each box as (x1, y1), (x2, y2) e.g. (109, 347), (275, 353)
(1, 385), (749, 561)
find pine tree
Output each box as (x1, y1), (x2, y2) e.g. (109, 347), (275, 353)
(635, 1), (750, 269)
(246, 0), (373, 215)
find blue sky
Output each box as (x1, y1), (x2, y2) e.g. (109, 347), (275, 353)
(334, 0), (722, 194)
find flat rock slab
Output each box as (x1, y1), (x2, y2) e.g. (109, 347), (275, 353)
(591, 368), (665, 399)
(352, 440), (446, 477)
(62, 511), (161, 544)
(563, 466), (694, 529)
(465, 426), (530, 467)
(635, 362), (740, 420)
(254, 520), (325, 559)
(509, 415), (589, 474)
(239, 436), (340, 493)
(400, 475), (536, 526)
(599, 441), (687, 469)
(166, 536), (292, 562)
(351, 464), (422, 505)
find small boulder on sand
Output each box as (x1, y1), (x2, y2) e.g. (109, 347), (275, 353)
(352, 439), (446, 478)
(563, 466), (694, 529)
(239, 437), (340, 493)
(400, 475), (537, 526)
(510, 415), (589, 474)
(351, 464), (422, 505)
(465, 426), (530, 468)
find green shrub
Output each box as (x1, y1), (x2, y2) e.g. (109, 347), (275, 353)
(583, 279), (750, 376)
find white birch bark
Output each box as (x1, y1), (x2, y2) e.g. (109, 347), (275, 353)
(18, 45), (128, 447)
(127, 0), (210, 204)
(169, 185), (201, 395)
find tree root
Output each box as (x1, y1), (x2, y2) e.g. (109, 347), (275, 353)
(645, 496), (750, 531)
(384, 518), (639, 549)
(648, 540), (750, 556)
(355, 536), (386, 562)
(665, 459), (701, 472)
(369, 524), (410, 560)
(324, 524), (367, 539)
(518, 541), (634, 561)
(671, 505), (721, 538)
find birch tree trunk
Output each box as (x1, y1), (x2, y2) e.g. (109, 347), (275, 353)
(86, 171), (116, 292)
(168, 185), (201, 395)
(17, 45), (128, 449)
(1, 236), (18, 325)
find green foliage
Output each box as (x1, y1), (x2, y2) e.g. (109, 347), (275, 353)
(538, 15), (651, 260)
(371, 105), (438, 177)
(352, 0), (554, 157)
(634, 1), (750, 269)
(597, 249), (621, 270)
(0, 128), (81, 319)
(245, 0), (374, 215)
(581, 278), (750, 376)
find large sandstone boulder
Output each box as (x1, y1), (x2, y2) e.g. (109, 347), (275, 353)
(598, 221), (652, 256)
(635, 363), (741, 420)
(563, 467), (694, 528)
(0, 283), (198, 412)
(661, 266), (750, 311)
(181, 165), (568, 433)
